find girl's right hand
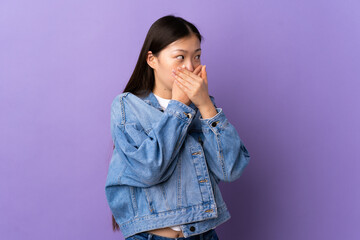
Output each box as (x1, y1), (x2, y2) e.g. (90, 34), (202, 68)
(172, 65), (202, 105)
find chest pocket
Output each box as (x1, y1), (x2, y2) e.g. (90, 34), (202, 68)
(124, 123), (150, 149)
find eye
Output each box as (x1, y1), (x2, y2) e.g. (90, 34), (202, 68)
(176, 55), (201, 60)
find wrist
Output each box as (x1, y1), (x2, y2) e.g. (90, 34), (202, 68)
(198, 98), (217, 119)
(172, 98), (191, 106)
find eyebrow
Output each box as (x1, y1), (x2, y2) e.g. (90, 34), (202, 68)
(172, 48), (201, 53)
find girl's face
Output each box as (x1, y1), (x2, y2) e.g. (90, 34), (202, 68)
(147, 34), (201, 99)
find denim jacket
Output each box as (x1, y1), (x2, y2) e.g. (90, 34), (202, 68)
(105, 90), (250, 238)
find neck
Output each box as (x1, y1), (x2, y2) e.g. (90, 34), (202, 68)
(152, 87), (172, 100)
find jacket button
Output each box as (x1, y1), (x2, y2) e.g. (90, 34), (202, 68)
(185, 112), (192, 118)
(190, 226), (196, 232)
(211, 121), (217, 127)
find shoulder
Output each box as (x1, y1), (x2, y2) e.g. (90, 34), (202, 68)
(111, 92), (137, 108)
(110, 92), (145, 124)
(111, 92), (131, 103)
(110, 92), (131, 124)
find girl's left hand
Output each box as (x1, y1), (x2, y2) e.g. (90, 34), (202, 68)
(172, 64), (210, 109)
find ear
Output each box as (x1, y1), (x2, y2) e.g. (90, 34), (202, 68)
(146, 51), (157, 70)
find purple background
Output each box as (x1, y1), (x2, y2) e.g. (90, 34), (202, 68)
(1, 0), (359, 239)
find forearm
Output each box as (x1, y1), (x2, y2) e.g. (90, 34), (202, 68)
(199, 95), (251, 182)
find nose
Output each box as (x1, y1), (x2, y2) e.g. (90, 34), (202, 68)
(184, 58), (197, 72)
(184, 61), (195, 72)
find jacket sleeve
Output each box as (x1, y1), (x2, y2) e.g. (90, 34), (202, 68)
(107, 94), (196, 188)
(199, 96), (251, 183)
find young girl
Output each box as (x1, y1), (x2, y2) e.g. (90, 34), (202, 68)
(105, 15), (251, 240)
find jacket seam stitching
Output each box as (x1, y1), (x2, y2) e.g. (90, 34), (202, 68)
(200, 147), (218, 212)
(120, 95), (126, 124)
(215, 130), (227, 181)
(130, 186), (138, 217)
(176, 156), (182, 209)
(120, 203), (229, 229)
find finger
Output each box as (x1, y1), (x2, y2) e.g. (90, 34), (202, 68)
(178, 66), (202, 82)
(193, 65), (202, 75)
(172, 71), (193, 89)
(174, 78), (191, 93)
(180, 64), (201, 74)
(197, 65), (203, 77)
(174, 68), (195, 86)
(202, 65), (207, 85)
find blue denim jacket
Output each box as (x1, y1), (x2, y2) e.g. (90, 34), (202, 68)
(105, 91), (250, 238)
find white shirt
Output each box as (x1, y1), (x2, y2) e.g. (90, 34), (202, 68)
(153, 92), (171, 111)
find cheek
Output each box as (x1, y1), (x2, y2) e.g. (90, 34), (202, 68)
(169, 63), (180, 71)
(168, 64), (179, 77)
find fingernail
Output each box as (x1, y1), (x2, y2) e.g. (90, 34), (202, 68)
(182, 64), (185, 68)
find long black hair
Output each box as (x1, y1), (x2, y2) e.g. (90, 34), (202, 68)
(110, 14), (204, 231)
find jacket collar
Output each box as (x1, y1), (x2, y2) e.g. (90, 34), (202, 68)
(140, 90), (197, 112)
